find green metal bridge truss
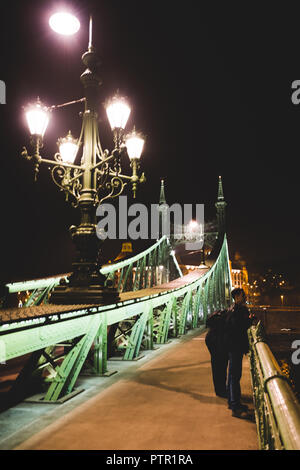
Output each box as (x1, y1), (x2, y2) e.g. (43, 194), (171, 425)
(1, 235), (232, 405)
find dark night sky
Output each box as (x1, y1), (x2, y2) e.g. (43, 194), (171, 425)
(0, 1), (300, 283)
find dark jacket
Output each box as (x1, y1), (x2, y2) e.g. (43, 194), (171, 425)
(223, 304), (252, 354)
(205, 309), (228, 355)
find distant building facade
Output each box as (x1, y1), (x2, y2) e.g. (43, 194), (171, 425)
(229, 260), (249, 296)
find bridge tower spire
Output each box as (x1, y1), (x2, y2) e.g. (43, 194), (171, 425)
(158, 177), (168, 239)
(215, 175), (227, 235)
(159, 177), (167, 205)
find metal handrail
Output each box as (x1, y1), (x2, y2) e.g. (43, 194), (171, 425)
(249, 323), (300, 450)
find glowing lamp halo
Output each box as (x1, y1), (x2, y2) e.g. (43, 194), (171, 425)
(188, 220), (199, 229)
(49, 12), (80, 36)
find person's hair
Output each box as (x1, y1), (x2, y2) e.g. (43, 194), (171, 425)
(231, 287), (246, 299)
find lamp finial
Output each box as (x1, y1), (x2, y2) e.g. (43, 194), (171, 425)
(88, 15), (94, 51)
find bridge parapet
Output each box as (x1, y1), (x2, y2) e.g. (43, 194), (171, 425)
(248, 322), (300, 450)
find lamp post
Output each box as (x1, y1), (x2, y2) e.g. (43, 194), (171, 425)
(21, 15), (145, 305)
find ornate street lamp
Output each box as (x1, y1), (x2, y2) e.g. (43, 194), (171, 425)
(21, 16), (146, 305)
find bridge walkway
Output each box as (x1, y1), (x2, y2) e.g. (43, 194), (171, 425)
(12, 327), (258, 450)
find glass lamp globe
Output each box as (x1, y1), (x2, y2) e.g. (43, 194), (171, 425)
(25, 98), (50, 137)
(125, 129), (145, 160)
(105, 94), (131, 130)
(57, 131), (79, 164)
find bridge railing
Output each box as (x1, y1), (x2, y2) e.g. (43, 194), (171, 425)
(248, 322), (300, 450)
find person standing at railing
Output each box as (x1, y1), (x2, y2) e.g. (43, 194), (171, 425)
(224, 288), (253, 419)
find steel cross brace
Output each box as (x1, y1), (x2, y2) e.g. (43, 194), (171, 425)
(155, 296), (175, 344)
(44, 314), (103, 401)
(119, 262), (134, 292)
(170, 297), (179, 338)
(24, 281), (57, 307)
(93, 312), (108, 374)
(214, 263), (221, 310)
(203, 279), (209, 318)
(217, 260), (224, 308)
(178, 290), (192, 336)
(211, 269), (217, 311)
(207, 273), (214, 314)
(201, 284), (208, 325)
(123, 308), (150, 360)
(133, 256), (146, 291)
(192, 285), (202, 328)
(144, 305), (154, 349)
(24, 288), (43, 307)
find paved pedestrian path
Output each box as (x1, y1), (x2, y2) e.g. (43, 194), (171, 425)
(13, 328), (258, 451)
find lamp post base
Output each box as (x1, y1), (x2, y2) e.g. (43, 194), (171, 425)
(48, 284), (121, 306)
(48, 222), (121, 306)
